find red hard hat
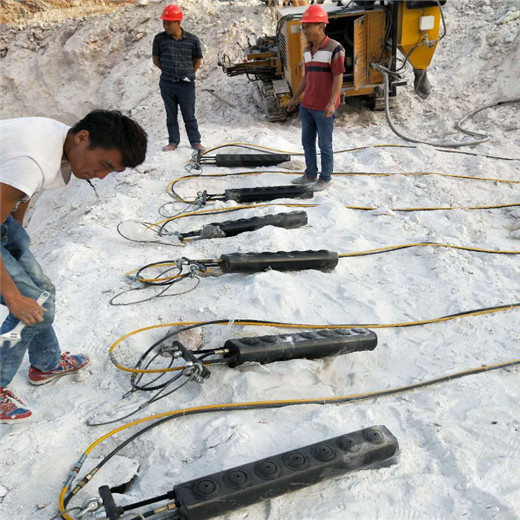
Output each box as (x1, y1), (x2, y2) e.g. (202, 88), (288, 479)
(300, 5), (329, 24)
(161, 4), (183, 21)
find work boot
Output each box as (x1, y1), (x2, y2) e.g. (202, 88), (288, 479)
(191, 143), (206, 152)
(29, 352), (89, 386)
(291, 174), (316, 185)
(0, 388), (32, 423)
(162, 143), (178, 152)
(313, 179), (331, 192)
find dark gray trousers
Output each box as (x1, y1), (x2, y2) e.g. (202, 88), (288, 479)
(159, 79), (201, 146)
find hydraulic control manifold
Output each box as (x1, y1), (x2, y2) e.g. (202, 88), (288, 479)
(223, 328), (377, 367)
(215, 153), (291, 167)
(224, 185), (313, 203)
(172, 425), (398, 520)
(220, 250), (338, 273)
(192, 211), (308, 239)
(97, 425), (399, 519)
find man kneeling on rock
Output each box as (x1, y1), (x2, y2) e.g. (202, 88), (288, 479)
(0, 110), (147, 423)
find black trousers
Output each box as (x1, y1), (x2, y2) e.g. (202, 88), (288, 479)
(159, 79), (201, 146)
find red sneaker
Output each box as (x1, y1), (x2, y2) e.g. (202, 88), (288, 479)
(0, 388), (32, 423)
(29, 352), (89, 386)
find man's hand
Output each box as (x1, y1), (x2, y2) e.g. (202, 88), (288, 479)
(1, 183), (44, 325)
(324, 103), (335, 118)
(287, 75), (306, 113)
(286, 97), (299, 113)
(4, 293), (46, 326)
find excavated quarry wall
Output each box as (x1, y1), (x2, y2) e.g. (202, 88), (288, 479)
(0, 0), (519, 131)
(0, 0), (273, 136)
(0, 0), (131, 24)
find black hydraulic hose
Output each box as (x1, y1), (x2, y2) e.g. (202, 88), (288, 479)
(67, 355), (520, 507)
(436, 0), (447, 42)
(109, 274), (199, 306)
(132, 349), (176, 392)
(134, 262), (184, 286)
(189, 142), (520, 162)
(456, 99), (520, 137)
(376, 64), (491, 147)
(121, 493), (172, 513)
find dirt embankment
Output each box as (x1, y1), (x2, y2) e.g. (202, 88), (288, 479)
(0, 0), (132, 25)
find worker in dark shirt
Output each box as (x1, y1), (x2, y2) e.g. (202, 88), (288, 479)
(152, 4), (205, 152)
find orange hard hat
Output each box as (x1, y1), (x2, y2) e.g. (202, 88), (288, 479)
(300, 5), (329, 24)
(161, 4), (183, 22)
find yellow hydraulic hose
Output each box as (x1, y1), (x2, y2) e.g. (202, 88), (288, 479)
(149, 202), (317, 229)
(57, 143), (520, 518)
(125, 242), (520, 285)
(166, 169), (520, 203)
(337, 242), (520, 257)
(139, 201), (520, 239)
(58, 354), (520, 519)
(108, 303), (520, 375)
(198, 142), (520, 161)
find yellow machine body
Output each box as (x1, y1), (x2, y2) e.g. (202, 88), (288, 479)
(220, 2), (445, 120)
(279, 6), (389, 100)
(396, 1), (443, 70)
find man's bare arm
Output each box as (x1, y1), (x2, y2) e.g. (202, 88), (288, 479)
(152, 56), (161, 70)
(11, 199), (30, 225)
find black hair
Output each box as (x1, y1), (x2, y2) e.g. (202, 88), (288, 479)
(70, 110), (148, 168)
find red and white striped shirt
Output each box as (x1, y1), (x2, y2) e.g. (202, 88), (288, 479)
(302, 37), (345, 112)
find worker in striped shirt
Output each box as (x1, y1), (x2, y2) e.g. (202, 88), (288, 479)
(287, 5), (345, 191)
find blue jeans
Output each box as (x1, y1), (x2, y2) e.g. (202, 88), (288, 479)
(300, 105), (335, 182)
(160, 79), (202, 146)
(0, 216), (60, 388)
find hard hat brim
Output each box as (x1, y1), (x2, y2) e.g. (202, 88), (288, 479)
(298, 19), (328, 24)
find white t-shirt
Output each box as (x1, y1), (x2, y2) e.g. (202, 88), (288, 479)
(0, 117), (72, 199)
